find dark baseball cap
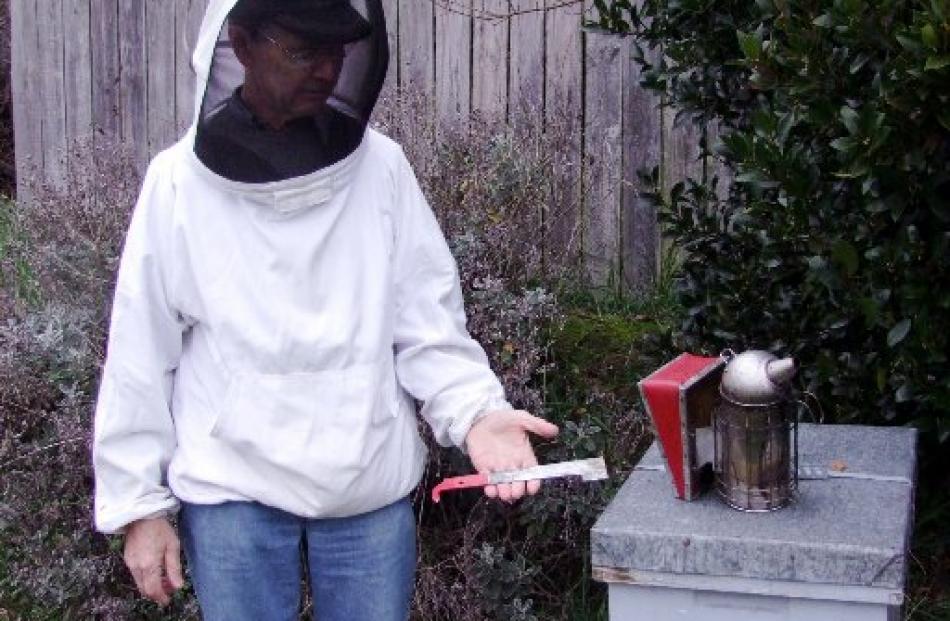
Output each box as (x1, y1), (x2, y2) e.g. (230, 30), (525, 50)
(229, 0), (373, 44)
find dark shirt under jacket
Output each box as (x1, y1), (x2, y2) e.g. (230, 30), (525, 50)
(195, 89), (364, 183)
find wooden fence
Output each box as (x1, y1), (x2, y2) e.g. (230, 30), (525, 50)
(11, 0), (710, 292)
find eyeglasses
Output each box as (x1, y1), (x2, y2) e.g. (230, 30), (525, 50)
(259, 32), (346, 68)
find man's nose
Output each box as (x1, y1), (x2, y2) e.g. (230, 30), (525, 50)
(309, 57), (341, 81)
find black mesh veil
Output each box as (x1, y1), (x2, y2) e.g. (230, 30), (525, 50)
(195, 0), (388, 183)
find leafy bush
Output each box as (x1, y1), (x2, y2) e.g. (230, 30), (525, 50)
(591, 0), (950, 617)
(592, 0), (950, 441)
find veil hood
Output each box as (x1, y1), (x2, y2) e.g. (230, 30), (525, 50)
(189, 0), (389, 183)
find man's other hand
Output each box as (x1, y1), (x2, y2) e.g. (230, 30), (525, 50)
(465, 410), (559, 503)
(123, 517), (184, 606)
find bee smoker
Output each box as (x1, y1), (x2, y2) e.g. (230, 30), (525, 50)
(639, 350), (800, 511)
(713, 349), (798, 512)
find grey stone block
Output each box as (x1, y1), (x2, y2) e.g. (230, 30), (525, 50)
(592, 424), (917, 590)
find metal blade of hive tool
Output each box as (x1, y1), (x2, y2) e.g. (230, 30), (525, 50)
(487, 457), (608, 485)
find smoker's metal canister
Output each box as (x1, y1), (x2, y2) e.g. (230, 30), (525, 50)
(713, 350), (798, 512)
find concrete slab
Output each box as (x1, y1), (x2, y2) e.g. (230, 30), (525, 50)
(592, 424), (917, 591)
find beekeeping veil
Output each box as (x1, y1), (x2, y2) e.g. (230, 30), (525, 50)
(193, 0), (388, 183)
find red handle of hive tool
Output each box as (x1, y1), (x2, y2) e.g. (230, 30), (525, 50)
(431, 473), (490, 503)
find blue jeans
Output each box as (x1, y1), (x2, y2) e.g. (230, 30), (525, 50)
(179, 498), (416, 621)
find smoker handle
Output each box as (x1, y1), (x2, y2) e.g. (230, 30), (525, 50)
(796, 392), (825, 423)
(430, 473), (490, 503)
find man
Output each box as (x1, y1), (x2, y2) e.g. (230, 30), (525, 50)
(92, 0), (558, 619)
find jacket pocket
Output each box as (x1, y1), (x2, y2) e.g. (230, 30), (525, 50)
(211, 360), (397, 475)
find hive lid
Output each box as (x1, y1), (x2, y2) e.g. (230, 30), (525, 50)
(592, 424), (918, 593)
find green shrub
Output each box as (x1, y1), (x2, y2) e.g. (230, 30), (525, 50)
(590, 1), (950, 616)
(593, 0), (950, 440)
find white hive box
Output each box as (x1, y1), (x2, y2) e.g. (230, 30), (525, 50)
(591, 424), (917, 621)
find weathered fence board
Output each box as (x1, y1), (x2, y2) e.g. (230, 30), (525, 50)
(11, 0), (38, 203)
(380, 0), (399, 100)
(471, 0), (507, 118)
(435, 0), (471, 130)
(398, 0), (434, 101)
(621, 40), (661, 292)
(508, 0), (544, 127)
(663, 105), (703, 197)
(707, 121), (733, 200)
(507, 0), (544, 239)
(175, 0), (205, 134)
(63, 0), (94, 157)
(118, 0), (148, 167)
(544, 0), (582, 126)
(90, 0), (120, 141)
(36, 0), (66, 187)
(146, 0), (178, 156)
(583, 30), (623, 285)
(543, 0), (582, 258)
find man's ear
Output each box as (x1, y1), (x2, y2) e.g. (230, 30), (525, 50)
(228, 24), (254, 68)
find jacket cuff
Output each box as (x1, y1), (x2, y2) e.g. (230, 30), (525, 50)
(453, 395), (513, 455)
(96, 498), (180, 535)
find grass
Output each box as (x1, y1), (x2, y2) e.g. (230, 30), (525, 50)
(0, 196), (40, 307)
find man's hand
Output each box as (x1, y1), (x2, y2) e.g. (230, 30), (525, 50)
(123, 517), (184, 606)
(465, 409), (559, 503)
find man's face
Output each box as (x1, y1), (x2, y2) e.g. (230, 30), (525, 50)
(232, 24), (346, 126)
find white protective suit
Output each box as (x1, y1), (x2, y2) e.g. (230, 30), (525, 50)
(92, 0), (510, 534)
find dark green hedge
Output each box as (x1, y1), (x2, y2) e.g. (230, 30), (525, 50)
(594, 0), (950, 441)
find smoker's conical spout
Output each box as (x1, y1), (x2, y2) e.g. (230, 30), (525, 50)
(766, 358), (797, 386)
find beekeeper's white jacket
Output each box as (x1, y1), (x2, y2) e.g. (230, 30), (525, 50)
(92, 1), (510, 534)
